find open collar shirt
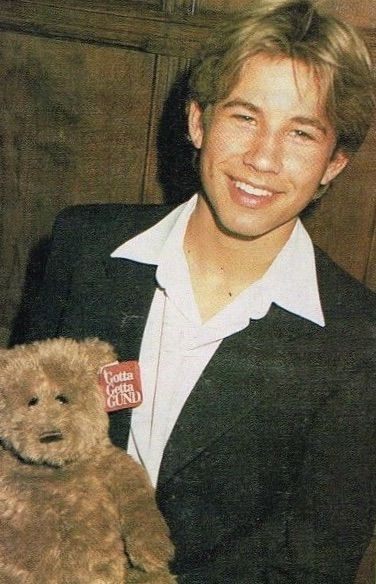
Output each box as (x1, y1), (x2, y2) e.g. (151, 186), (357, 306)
(111, 194), (325, 486)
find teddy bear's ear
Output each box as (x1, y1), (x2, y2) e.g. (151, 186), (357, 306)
(78, 338), (118, 373)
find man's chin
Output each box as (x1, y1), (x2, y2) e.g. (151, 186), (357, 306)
(212, 213), (262, 241)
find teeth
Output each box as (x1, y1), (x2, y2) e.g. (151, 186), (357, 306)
(235, 180), (274, 197)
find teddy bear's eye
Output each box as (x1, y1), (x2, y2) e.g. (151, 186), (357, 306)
(55, 394), (69, 405)
(28, 397), (39, 407)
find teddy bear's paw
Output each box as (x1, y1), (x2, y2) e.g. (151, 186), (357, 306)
(127, 534), (175, 572)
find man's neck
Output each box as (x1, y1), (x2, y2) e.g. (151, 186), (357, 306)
(183, 195), (296, 322)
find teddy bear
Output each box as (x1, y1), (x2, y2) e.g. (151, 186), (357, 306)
(0, 337), (176, 584)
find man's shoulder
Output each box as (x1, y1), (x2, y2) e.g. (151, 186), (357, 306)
(53, 202), (176, 249)
(315, 246), (376, 325)
(55, 202), (175, 231)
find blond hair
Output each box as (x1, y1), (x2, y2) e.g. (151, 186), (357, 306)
(189, 0), (375, 154)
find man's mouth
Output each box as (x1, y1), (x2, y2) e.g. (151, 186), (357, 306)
(234, 180), (277, 198)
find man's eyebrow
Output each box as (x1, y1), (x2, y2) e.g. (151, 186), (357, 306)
(221, 99), (260, 113)
(220, 100), (328, 135)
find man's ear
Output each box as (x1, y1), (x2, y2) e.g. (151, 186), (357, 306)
(187, 101), (205, 149)
(321, 148), (350, 186)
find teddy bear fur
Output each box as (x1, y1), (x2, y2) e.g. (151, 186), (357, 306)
(0, 337), (176, 584)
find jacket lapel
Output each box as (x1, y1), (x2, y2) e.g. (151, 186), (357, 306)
(102, 256), (157, 360)
(100, 256), (157, 449)
(157, 303), (326, 486)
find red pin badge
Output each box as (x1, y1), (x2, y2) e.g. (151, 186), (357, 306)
(99, 361), (143, 413)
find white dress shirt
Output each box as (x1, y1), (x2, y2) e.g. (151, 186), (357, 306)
(111, 194), (325, 485)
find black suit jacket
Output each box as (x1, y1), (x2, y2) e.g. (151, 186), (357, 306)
(21, 203), (376, 583)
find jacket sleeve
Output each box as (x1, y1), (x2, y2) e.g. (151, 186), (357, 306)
(284, 356), (376, 584)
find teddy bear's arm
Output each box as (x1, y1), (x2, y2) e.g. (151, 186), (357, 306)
(108, 449), (176, 579)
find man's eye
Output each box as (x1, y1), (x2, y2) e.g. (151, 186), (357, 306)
(234, 114), (256, 123)
(291, 129), (314, 141)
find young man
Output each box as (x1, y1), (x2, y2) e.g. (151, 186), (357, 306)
(21, 1), (376, 582)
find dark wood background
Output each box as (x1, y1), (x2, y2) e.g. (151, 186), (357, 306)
(0, 1), (375, 579)
(0, 0), (375, 350)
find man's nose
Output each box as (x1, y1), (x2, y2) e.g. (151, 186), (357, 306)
(243, 130), (282, 174)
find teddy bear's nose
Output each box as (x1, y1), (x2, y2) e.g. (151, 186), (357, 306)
(39, 431), (63, 443)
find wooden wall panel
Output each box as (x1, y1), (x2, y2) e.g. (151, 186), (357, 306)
(0, 31), (155, 207)
(303, 126), (376, 283)
(367, 222), (376, 291)
(164, 0), (194, 14)
(0, 29), (155, 344)
(195, 0), (250, 14)
(322, 0), (376, 28)
(0, 2), (213, 58)
(196, 0), (376, 25)
(303, 23), (376, 286)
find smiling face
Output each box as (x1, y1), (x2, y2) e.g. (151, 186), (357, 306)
(188, 53), (349, 244)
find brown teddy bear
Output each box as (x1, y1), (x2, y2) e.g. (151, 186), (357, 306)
(0, 337), (176, 584)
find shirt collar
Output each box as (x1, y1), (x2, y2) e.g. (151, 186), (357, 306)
(111, 195), (197, 264)
(111, 194), (325, 327)
(256, 221), (325, 326)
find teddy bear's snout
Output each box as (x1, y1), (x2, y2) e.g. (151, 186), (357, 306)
(39, 431), (63, 444)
